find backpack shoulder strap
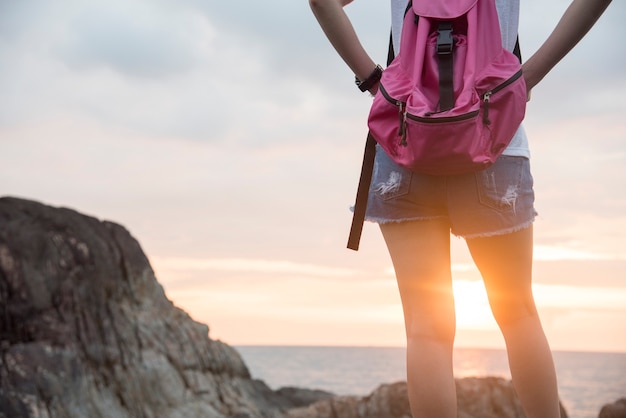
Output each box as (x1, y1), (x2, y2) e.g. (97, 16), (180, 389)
(513, 36), (522, 62)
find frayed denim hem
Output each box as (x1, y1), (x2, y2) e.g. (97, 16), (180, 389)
(364, 215), (446, 225)
(361, 213), (537, 239)
(349, 204), (446, 225)
(460, 216), (536, 240)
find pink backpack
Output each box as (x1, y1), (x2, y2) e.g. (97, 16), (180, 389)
(368, 0), (526, 175)
(348, 0), (526, 250)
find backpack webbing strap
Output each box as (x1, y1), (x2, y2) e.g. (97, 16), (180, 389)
(436, 21), (455, 111)
(513, 36), (522, 62)
(386, 31), (395, 69)
(347, 132), (377, 251)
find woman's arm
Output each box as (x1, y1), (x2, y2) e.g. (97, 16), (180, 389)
(522, 0), (612, 94)
(309, 0), (379, 93)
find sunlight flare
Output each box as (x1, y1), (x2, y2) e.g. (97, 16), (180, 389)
(452, 280), (497, 330)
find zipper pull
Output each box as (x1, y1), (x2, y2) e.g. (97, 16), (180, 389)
(399, 108), (408, 147)
(482, 92), (492, 125)
(397, 102), (405, 136)
(397, 102), (404, 134)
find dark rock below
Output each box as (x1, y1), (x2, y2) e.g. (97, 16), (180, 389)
(285, 378), (569, 418)
(600, 398), (626, 418)
(0, 197), (302, 418)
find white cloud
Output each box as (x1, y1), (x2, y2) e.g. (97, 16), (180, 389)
(534, 245), (617, 262)
(151, 256), (357, 278)
(534, 284), (626, 310)
(58, 2), (207, 78)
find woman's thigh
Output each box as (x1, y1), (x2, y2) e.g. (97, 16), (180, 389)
(381, 219), (456, 341)
(466, 226), (537, 326)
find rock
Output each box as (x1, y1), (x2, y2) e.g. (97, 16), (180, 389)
(274, 387), (335, 409)
(285, 378), (569, 418)
(456, 377), (523, 418)
(0, 197), (299, 418)
(600, 398), (626, 418)
(457, 377), (567, 418)
(286, 381), (411, 418)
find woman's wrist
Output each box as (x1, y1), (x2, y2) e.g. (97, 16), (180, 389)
(521, 60), (542, 93)
(355, 64), (383, 93)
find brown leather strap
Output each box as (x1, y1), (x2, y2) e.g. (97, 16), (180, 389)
(347, 132), (377, 251)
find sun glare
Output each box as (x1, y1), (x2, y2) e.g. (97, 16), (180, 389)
(452, 280), (497, 330)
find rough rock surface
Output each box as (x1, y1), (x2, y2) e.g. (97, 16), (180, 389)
(285, 378), (569, 418)
(0, 197), (330, 418)
(600, 398), (626, 418)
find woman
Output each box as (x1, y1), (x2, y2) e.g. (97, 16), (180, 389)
(308, 0), (612, 417)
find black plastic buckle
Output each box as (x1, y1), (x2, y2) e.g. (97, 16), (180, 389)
(436, 24), (454, 55)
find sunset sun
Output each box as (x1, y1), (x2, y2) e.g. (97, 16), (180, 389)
(453, 280), (497, 330)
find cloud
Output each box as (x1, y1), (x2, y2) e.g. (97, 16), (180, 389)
(534, 283), (626, 310)
(0, 1), (55, 41)
(0, 0), (375, 145)
(520, 0), (626, 129)
(534, 245), (619, 262)
(520, 0), (626, 79)
(184, 0), (390, 80)
(151, 256), (358, 278)
(59, 2), (207, 78)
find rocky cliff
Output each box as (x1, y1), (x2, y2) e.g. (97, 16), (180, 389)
(0, 197), (328, 418)
(0, 197), (618, 418)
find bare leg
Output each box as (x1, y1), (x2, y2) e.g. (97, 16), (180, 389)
(466, 226), (561, 418)
(381, 219), (456, 418)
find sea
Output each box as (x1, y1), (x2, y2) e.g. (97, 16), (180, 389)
(235, 346), (626, 418)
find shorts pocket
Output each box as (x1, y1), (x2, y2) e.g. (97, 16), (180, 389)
(475, 156), (525, 211)
(371, 146), (412, 201)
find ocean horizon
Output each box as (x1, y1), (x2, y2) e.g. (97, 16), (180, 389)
(235, 345), (626, 418)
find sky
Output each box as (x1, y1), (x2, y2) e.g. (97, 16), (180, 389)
(1, 0), (625, 353)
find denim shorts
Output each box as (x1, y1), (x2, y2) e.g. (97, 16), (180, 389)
(365, 145), (537, 238)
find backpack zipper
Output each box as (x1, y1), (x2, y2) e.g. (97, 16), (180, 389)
(480, 69), (524, 125)
(379, 84), (408, 145)
(378, 68), (523, 145)
(482, 68), (524, 97)
(406, 110), (479, 124)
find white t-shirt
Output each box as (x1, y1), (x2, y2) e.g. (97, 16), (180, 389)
(389, 0), (530, 158)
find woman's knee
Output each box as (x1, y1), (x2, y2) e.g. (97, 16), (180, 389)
(489, 294), (539, 328)
(403, 304), (456, 344)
